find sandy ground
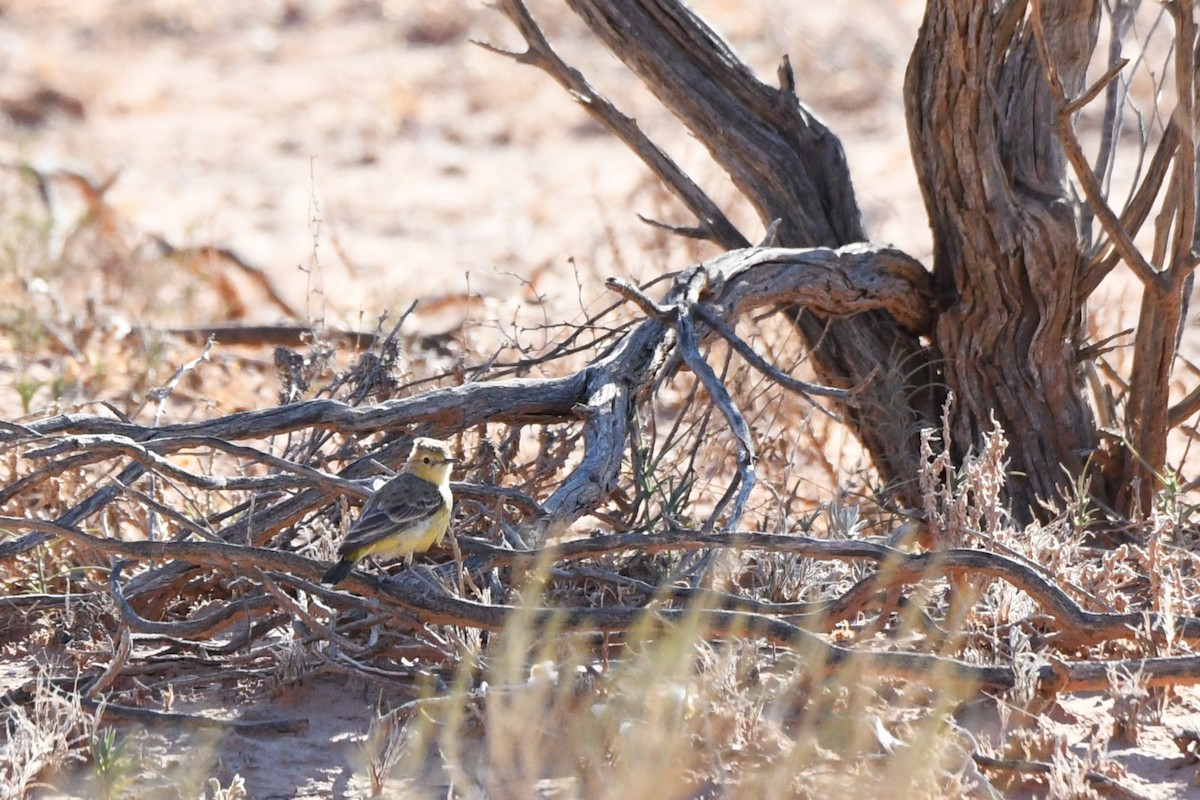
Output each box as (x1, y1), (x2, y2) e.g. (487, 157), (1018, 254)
(5, 1), (1200, 798)
(0, 0), (929, 321)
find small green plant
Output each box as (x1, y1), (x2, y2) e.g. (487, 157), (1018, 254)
(14, 374), (43, 414)
(50, 374), (76, 404)
(90, 725), (135, 800)
(1153, 466), (1200, 534)
(8, 303), (49, 356)
(630, 411), (699, 531)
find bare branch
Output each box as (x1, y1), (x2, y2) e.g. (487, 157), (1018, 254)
(455, 528), (1200, 649)
(675, 307), (755, 531)
(1166, 0), (1199, 276)
(0, 513), (1018, 692)
(481, 0), (748, 248)
(18, 514), (1200, 697)
(1028, 0), (1158, 287)
(690, 301), (847, 419)
(107, 560), (275, 638)
(1064, 55), (1129, 116)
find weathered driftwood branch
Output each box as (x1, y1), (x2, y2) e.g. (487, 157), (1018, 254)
(0, 515), (1013, 693)
(19, 433), (366, 497)
(694, 245), (933, 335)
(457, 529), (1200, 649)
(972, 752), (1153, 800)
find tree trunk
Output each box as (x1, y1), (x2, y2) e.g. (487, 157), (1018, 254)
(905, 1), (1102, 519)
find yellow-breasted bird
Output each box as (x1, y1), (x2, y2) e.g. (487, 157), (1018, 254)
(321, 437), (458, 585)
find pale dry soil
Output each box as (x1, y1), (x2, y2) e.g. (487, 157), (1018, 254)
(3, 1), (1200, 798)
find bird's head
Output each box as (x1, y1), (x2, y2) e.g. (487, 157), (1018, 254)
(405, 437), (459, 483)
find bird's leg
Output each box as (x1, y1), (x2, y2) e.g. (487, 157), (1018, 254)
(379, 557), (418, 586)
(365, 556), (387, 580)
(441, 532), (458, 594)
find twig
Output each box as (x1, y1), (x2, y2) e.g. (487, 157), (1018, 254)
(1064, 56), (1129, 116)
(83, 627), (131, 700)
(691, 301), (853, 408)
(479, 0), (749, 249)
(675, 306), (756, 531)
(152, 236), (299, 320)
(551, 563), (873, 626)
(86, 696), (308, 735)
(453, 482), (543, 516)
(972, 754), (1153, 800)
(1028, 0), (1158, 287)
(605, 277), (675, 321)
(22, 433), (364, 496)
(255, 569), (364, 655)
(107, 559), (274, 638)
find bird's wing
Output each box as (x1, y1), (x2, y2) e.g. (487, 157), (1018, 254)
(338, 473), (445, 553)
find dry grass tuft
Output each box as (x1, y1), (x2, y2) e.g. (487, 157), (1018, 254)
(1, 671), (93, 800)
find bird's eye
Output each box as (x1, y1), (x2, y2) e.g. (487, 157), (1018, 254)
(423, 456), (431, 464)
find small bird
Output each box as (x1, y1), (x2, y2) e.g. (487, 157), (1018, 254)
(321, 437), (458, 585)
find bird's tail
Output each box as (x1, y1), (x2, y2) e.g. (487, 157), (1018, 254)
(321, 558), (355, 585)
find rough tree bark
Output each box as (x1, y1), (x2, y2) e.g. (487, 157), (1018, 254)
(906, 2), (1102, 517)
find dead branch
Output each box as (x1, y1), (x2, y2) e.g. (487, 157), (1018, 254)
(481, 0), (748, 249)
(164, 324), (379, 348)
(89, 697), (308, 735)
(973, 753), (1153, 800)
(108, 560), (276, 639)
(14, 513), (1200, 698)
(1028, 0), (1156, 287)
(0, 514), (1014, 692)
(19, 433), (365, 497)
(83, 627), (131, 700)
(151, 236), (300, 320)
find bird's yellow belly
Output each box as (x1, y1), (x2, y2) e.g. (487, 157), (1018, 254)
(359, 507), (450, 563)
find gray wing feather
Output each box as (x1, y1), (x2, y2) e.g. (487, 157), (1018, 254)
(338, 473), (444, 554)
